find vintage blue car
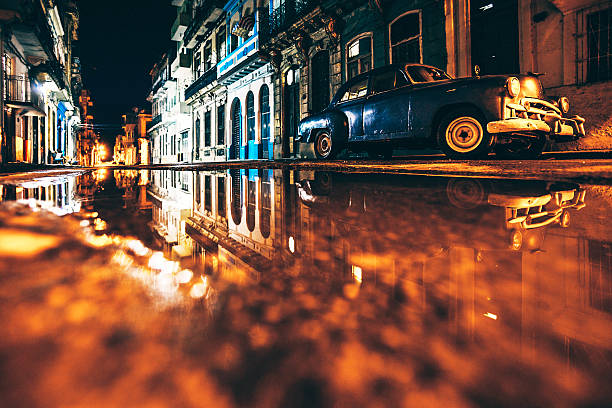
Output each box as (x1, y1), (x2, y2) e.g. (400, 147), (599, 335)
(297, 64), (586, 159)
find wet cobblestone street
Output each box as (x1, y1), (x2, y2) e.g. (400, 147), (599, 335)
(0, 169), (611, 407)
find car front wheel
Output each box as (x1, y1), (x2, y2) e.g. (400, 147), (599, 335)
(314, 130), (335, 159)
(437, 109), (492, 159)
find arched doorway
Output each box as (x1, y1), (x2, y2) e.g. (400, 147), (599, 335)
(230, 98), (242, 159)
(311, 51), (330, 113)
(260, 85), (271, 160)
(283, 68), (300, 158)
(246, 91), (255, 159)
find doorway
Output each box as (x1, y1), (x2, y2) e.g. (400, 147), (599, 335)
(230, 98), (241, 160)
(471, 0), (519, 75)
(283, 68), (300, 158)
(311, 51), (330, 113)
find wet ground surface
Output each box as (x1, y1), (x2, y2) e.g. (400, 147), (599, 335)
(0, 168), (611, 407)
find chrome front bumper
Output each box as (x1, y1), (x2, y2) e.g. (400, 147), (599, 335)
(486, 97), (586, 140)
(488, 188), (586, 230)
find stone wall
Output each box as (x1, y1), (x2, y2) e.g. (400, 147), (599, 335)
(547, 81), (612, 150)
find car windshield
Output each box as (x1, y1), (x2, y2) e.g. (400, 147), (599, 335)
(405, 65), (451, 83)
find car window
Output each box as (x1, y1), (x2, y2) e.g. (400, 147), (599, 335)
(404, 66), (451, 83)
(370, 70), (410, 94)
(340, 78), (369, 102)
(370, 71), (396, 94)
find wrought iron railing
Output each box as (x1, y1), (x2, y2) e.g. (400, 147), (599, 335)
(149, 114), (162, 130)
(3, 75), (44, 111)
(185, 67), (218, 100)
(184, 0), (226, 47)
(268, 0), (319, 38)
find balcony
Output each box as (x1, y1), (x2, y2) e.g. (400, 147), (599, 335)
(149, 114), (162, 131)
(269, 0), (318, 38)
(171, 11), (192, 41)
(183, 0), (226, 49)
(171, 50), (192, 78)
(3, 76), (45, 115)
(185, 67), (218, 100)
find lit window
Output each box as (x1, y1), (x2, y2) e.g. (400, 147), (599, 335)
(346, 34), (372, 80)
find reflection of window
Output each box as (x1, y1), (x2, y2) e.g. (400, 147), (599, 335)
(246, 91), (255, 141)
(390, 11), (422, 64)
(204, 110), (211, 147)
(247, 180), (256, 232)
(370, 70), (409, 93)
(260, 171), (271, 239)
(205, 175), (212, 212)
(340, 78), (369, 102)
(195, 172), (201, 206)
(217, 104), (225, 145)
(347, 34), (372, 79)
(230, 169), (242, 225)
(588, 240), (612, 312)
(217, 177), (226, 218)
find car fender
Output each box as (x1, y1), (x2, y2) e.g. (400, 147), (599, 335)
(299, 110), (349, 144)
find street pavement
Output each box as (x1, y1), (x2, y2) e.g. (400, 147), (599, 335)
(2, 150), (612, 184)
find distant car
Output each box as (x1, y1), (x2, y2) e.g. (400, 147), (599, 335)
(297, 64), (586, 159)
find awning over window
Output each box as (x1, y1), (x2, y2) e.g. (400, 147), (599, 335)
(232, 14), (255, 38)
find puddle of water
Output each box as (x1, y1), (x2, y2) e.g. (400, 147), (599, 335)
(0, 168), (611, 407)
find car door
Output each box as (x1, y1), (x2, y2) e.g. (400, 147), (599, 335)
(335, 76), (369, 141)
(363, 69), (411, 139)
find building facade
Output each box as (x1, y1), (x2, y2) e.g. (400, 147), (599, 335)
(148, 49), (192, 164)
(114, 108), (152, 165)
(149, 0), (612, 161)
(0, 0), (80, 165)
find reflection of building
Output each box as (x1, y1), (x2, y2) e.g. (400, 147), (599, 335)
(1, 0), (80, 164)
(0, 175), (80, 215)
(185, 169), (275, 282)
(147, 170), (193, 255)
(114, 108), (152, 165)
(148, 49), (192, 164)
(114, 170), (152, 212)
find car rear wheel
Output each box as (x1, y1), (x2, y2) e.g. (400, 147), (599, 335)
(438, 109), (492, 159)
(494, 136), (548, 159)
(314, 130), (335, 159)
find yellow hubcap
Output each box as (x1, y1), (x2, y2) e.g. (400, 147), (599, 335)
(446, 117), (484, 153)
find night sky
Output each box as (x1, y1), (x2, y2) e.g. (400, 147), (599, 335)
(76, 0), (175, 144)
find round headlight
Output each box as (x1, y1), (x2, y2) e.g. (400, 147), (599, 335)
(506, 77), (521, 98)
(558, 97), (570, 113)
